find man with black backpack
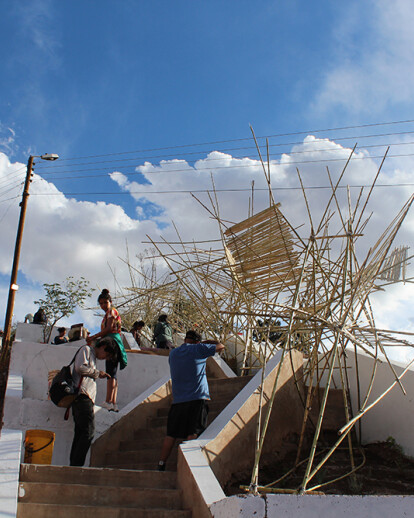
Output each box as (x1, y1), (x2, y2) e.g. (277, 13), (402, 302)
(70, 337), (117, 466)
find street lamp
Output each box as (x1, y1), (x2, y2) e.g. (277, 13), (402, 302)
(0, 153), (59, 369)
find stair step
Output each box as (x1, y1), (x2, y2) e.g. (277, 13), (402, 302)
(105, 466), (177, 474)
(156, 398), (231, 417)
(105, 448), (177, 465)
(148, 410), (220, 429)
(134, 428), (166, 440)
(209, 387), (248, 399)
(120, 437), (185, 452)
(17, 503), (191, 518)
(19, 481), (183, 509)
(119, 436), (168, 451)
(19, 464), (177, 489)
(104, 462), (176, 471)
(208, 376), (252, 390)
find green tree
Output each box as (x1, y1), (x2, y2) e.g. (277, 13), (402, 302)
(34, 277), (93, 343)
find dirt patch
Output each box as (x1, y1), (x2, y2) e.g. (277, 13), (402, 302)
(225, 440), (414, 496)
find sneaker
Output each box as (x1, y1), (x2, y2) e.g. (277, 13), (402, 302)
(111, 403), (119, 412)
(157, 461), (166, 472)
(101, 401), (113, 411)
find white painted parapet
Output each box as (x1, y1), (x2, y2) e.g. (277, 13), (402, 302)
(8, 341), (169, 409)
(314, 348), (414, 457)
(0, 429), (23, 518)
(15, 322), (46, 343)
(346, 351), (414, 457)
(210, 494), (414, 517)
(176, 350), (304, 516)
(4, 340), (170, 465)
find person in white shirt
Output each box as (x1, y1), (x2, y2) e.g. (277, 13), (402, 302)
(70, 337), (117, 466)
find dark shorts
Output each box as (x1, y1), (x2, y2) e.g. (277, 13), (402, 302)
(167, 399), (209, 439)
(105, 359), (118, 380)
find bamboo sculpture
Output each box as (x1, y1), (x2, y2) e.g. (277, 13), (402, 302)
(114, 137), (413, 495)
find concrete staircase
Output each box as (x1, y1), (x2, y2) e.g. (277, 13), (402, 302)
(17, 464), (189, 517)
(102, 375), (252, 471)
(17, 375), (252, 516)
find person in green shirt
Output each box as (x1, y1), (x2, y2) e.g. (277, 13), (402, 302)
(153, 314), (173, 349)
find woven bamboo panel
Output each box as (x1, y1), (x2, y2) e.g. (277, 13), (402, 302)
(223, 205), (300, 294)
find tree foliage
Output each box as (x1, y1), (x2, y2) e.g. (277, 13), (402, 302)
(34, 276), (93, 342)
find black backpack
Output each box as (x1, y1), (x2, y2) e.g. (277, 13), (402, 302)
(49, 347), (83, 408)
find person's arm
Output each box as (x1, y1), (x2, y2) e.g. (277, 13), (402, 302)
(75, 346), (110, 379)
(74, 347), (100, 379)
(201, 339), (225, 352)
(196, 340), (225, 357)
(87, 310), (117, 343)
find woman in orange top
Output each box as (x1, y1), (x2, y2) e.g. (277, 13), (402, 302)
(87, 289), (127, 412)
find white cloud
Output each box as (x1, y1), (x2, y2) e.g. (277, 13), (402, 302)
(311, 0), (414, 115)
(0, 124), (18, 157)
(0, 137), (412, 338)
(13, 0), (61, 69)
(0, 153), (161, 330)
(110, 135), (413, 269)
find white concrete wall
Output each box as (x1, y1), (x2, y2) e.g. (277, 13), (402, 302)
(4, 340), (170, 466)
(15, 322), (64, 344)
(345, 350), (414, 457)
(9, 341), (169, 407)
(15, 322), (46, 343)
(310, 349), (414, 456)
(206, 350), (414, 516)
(0, 429), (22, 518)
(210, 494), (414, 517)
(178, 351), (284, 512)
(172, 346), (414, 517)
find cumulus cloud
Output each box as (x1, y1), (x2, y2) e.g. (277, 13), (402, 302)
(109, 137), (413, 338)
(0, 152), (161, 328)
(0, 137), (412, 336)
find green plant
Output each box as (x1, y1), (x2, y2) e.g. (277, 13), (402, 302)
(34, 277), (93, 343)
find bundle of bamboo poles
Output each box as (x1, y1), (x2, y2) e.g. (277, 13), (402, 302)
(112, 135), (413, 495)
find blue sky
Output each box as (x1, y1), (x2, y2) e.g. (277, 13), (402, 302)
(0, 0), (413, 338)
(2, 1), (407, 166)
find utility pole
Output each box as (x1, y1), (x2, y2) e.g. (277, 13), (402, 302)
(0, 156), (34, 432)
(1, 156), (34, 362)
(0, 153), (58, 432)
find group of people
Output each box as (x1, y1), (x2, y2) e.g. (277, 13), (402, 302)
(68, 288), (225, 471)
(130, 314), (174, 349)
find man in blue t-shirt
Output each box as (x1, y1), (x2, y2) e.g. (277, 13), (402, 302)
(157, 330), (224, 471)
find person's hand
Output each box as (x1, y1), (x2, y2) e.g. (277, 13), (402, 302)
(99, 371), (110, 379)
(216, 342), (225, 354)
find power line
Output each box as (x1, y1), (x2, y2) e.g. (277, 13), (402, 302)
(34, 118), (414, 162)
(0, 167), (26, 188)
(0, 178), (26, 199)
(27, 183), (414, 198)
(0, 183), (24, 201)
(0, 195), (20, 205)
(30, 151), (414, 183)
(34, 129), (414, 174)
(0, 197), (16, 223)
